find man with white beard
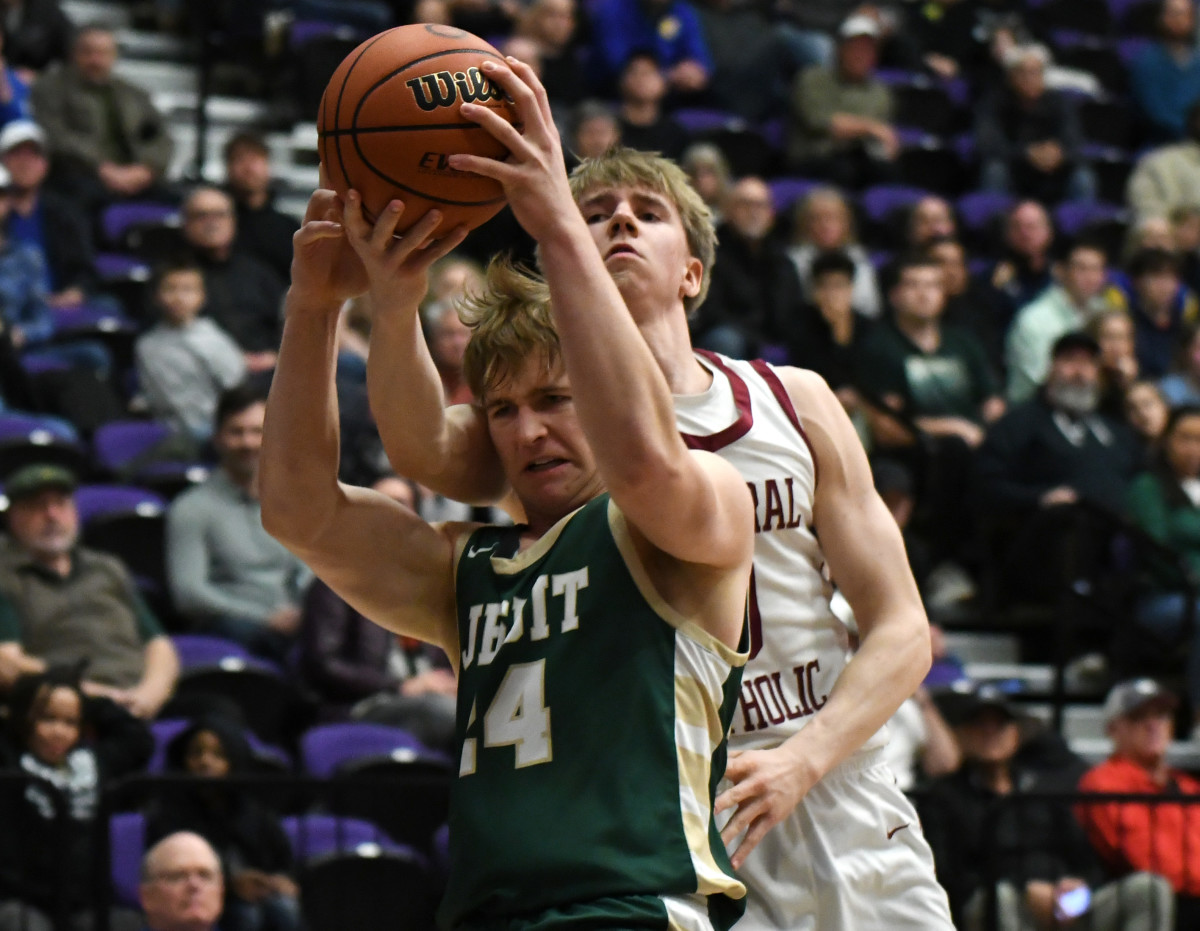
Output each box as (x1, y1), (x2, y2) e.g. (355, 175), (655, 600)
(975, 331), (1142, 599)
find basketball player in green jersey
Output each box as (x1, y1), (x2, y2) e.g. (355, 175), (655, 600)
(259, 65), (756, 929)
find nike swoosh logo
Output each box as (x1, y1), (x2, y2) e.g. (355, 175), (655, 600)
(467, 544), (497, 558)
(887, 823), (910, 840)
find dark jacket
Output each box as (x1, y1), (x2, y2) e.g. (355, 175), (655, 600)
(299, 578), (400, 708)
(0, 691), (152, 911)
(232, 195), (298, 284)
(920, 733), (1101, 925)
(193, 249), (286, 353)
(975, 392), (1141, 517)
(4, 0), (72, 73)
(11, 190), (100, 294)
(145, 716), (294, 881)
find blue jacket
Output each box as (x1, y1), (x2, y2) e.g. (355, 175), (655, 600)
(0, 238), (51, 344)
(588, 0), (712, 90)
(1130, 42), (1200, 142)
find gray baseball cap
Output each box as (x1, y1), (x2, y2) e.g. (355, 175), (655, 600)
(1102, 678), (1178, 725)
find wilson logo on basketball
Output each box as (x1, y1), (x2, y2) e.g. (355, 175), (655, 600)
(405, 68), (504, 112)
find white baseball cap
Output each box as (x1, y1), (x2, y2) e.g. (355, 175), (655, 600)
(1102, 678), (1178, 725)
(0, 120), (45, 156)
(839, 14), (881, 40)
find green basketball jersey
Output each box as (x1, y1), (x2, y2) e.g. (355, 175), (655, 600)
(439, 494), (748, 931)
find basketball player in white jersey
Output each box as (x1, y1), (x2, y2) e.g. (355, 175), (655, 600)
(355, 58), (953, 930)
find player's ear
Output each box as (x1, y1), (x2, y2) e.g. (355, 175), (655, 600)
(680, 257), (703, 300)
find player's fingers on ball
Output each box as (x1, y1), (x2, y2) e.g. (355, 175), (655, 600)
(505, 56), (554, 124)
(304, 189), (338, 223)
(401, 210), (444, 254)
(428, 225), (470, 261)
(370, 200), (406, 250)
(459, 102), (528, 153)
(341, 190), (371, 239)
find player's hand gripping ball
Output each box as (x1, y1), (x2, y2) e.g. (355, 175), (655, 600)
(317, 23), (517, 237)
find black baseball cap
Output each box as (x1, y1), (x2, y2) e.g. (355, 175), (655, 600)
(1051, 331), (1101, 359)
(5, 463), (77, 503)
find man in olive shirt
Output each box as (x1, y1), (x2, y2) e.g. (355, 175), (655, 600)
(0, 463), (179, 718)
(30, 25), (173, 214)
(787, 14), (899, 189)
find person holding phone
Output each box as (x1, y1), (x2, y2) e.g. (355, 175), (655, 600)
(920, 682), (1174, 930)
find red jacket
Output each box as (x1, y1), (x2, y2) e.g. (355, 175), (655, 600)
(1076, 755), (1200, 894)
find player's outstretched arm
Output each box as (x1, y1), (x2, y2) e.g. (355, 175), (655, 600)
(453, 58), (755, 584)
(261, 193), (467, 657)
(716, 368), (932, 867)
(348, 194), (509, 506)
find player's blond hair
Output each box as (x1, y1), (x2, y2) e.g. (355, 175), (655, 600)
(568, 146), (717, 316)
(460, 257), (561, 401)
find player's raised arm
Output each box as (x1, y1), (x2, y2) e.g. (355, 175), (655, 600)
(260, 191), (468, 656)
(717, 367), (932, 865)
(452, 58), (754, 578)
(351, 206), (510, 506)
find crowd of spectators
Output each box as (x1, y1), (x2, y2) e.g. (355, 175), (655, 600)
(6, 0), (1200, 926)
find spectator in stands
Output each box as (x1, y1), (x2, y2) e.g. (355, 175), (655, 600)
(1160, 325), (1200, 405)
(586, 0), (712, 97)
(976, 332), (1141, 597)
(680, 142), (731, 224)
(1125, 247), (1199, 378)
(693, 0), (796, 122)
(147, 716), (299, 931)
(1127, 101), (1200, 226)
(515, 0), (586, 119)
(788, 186), (881, 317)
(977, 43), (1095, 205)
(770, 0), (855, 71)
(0, 666), (151, 931)
(921, 681), (1173, 931)
(139, 832), (224, 931)
(1087, 308), (1141, 417)
(859, 253), (1004, 452)
(166, 386), (310, 664)
(1127, 407), (1200, 711)
(926, 235), (1005, 372)
(426, 297), (474, 406)
(1173, 205), (1200, 296)
(904, 0), (989, 81)
(30, 25), (173, 214)
(693, 176), (806, 361)
(1078, 677), (1200, 923)
(907, 196), (958, 250)
(1, 119), (104, 311)
(1, 0), (70, 77)
(1130, 0), (1200, 144)
(299, 476), (456, 747)
(792, 249), (873, 414)
(135, 260), (246, 443)
(615, 53), (689, 160)
(1125, 379), (1171, 455)
(179, 186), (286, 375)
(565, 100), (620, 167)
(986, 200), (1056, 330)
(222, 132), (297, 284)
(0, 24), (31, 132)
(0, 463), (180, 718)
(786, 14), (899, 190)
(1006, 238), (1118, 402)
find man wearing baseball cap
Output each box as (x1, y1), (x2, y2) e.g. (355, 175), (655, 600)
(923, 680), (1174, 929)
(786, 11), (900, 188)
(1078, 678), (1200, 915)
(0, 118), (110, 311)
(0, 463), (179, 718)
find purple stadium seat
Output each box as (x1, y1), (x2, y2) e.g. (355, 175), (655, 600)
(289, 19), (363, 48)
(100, 202), (179, 249)
(282, 814), (412, 862)
(0, 413), (78, 444)
(1052, 200), (1129, 236)
(109, 811), (145, 907)
(49, 302), (136, 337)
(72, 484), (166, 524)
(859, 184), (931, 225)
(956, 190), (1017, 233)
(766, 177), (821, 214)
(170, 634), (256, 669)
(92, 420), (173, 473)
(301, 723), (447, 779)
(94, 253), (150, 282)
(672, 107), (744, 135)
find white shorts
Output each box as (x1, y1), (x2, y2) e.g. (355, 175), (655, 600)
(729, 749), (953, 931)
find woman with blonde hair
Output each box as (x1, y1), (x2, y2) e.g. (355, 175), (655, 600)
(788, 186), (881, 317)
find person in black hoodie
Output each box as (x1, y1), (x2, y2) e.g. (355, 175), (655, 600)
(145, 716), (299, 931)
(0, 665), (151, 931)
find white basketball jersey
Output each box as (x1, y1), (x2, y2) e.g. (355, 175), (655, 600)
(674, 352), (886, 754)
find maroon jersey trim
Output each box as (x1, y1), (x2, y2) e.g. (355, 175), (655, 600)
(749, 359), (819, 486)
(679, 350), (754, 451)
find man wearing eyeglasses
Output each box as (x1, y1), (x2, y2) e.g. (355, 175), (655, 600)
(139, 832), (224, 931)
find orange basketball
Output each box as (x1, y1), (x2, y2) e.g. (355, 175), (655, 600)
(317, 24), (515, 237)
